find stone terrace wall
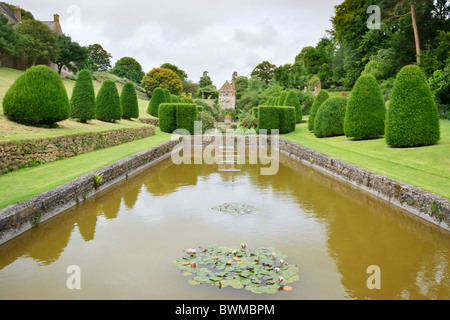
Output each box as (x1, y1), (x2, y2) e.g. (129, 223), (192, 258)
(0, 138), (180, 245)
(277, 137), (450, 231)
(0, 126), (155, 175)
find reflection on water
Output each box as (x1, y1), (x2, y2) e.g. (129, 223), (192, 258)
(0, 153), (448, 300)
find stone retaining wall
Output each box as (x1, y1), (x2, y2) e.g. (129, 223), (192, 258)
(139, 118), (159, 127)
(0, 126), (155, 175)
(277, 137), (450, 231)
(0, 138), (180, 245)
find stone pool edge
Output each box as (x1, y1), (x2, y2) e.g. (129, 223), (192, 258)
(277, 137), (450, 232)
(0, 138), (181, 246)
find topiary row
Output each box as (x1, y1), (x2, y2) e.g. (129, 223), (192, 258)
(148, 87), (187, 118)
(256, 105), (296, 134)
(159, 103), (199, 134)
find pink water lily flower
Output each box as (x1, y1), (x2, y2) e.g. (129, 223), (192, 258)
(278, 276), (284, 282)
(279, 259), (285, 265)
(241, 243), (247, 249)
(274, 267), (280, 273)
(187, 248), (196, 254)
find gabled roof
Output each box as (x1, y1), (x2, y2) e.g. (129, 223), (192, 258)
(0, 3), (19, 24)
(219, 80), (235, 92)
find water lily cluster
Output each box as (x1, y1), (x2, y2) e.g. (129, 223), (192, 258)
(211, 203), (260, 216)
(173, 244), (300, 294)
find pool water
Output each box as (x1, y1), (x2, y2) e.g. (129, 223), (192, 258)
(0, 152), (448, 300)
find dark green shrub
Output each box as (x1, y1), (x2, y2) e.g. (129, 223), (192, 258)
(385, 65), (440, 147)
(278, 106), (296, 134)
(176, 104), (199, 135)
(198, 111), (215, 133)
(284, 90), (302, 124)
(258, 106), (280, 133)
(314, 96), (348, 138)
(158, 103), (177, 133)
(70, 69), (96, 123)
(3, 65), (70, 125)
(344, 74), (386, 140)
(163, 89), (171, 103)
(96, 79), (122, 122)
(308, 90), (329, 131)
(121, 82), (139, 119)
(148, 87), (165, 117)
(197, 105), (204, 112)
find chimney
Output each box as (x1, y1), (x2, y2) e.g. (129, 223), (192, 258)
(54, 14), (60, 23)
(232, 77), (236, 90)
(14, 6), (21, 21)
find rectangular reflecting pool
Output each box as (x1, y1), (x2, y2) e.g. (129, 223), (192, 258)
(0, 151), (448, 300)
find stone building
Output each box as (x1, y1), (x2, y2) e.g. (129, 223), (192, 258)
(218, 78), (236, 110)
(0, 4), (70, 76)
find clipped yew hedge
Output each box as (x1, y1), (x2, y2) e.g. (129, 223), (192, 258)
(148, 87), (166, 117)
(284, 90), (302, 124)
(344, 74), (386, 140)
(70, 69), (96, 123)
(3, 65), (71, 125)
(158, 103), (177, 133)
(158, 103), (198, 134)
(96, 79), (122, 122)
(314, 96), (348, 138)
(385, 65), (440, 147)
(257, 105), (296, 134)
(278, 106), (297, 134)
(308, 90), (329, 131)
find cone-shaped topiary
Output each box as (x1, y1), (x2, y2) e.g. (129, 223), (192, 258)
(3, 65), (70, 125)
(121, 82), (139, 119)
(344, 74), (386, 140)
(278, 91), (288, 106)
(385, 65), (440, 147)
(70, 69), (96, 123)
(314, 96), (348, 138)
(148, 87), (166, 117)
(308, 90), (329, 131)
(96, 79), (122, 122)
(284, 90), (302, 124)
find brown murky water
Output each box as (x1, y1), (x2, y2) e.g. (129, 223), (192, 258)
(0, 153), (448, 300)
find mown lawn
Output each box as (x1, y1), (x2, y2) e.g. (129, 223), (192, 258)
(0, 128), (172, 209)
(282, 118), (450, 199)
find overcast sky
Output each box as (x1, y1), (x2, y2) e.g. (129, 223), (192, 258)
(17, 0), (343, 86)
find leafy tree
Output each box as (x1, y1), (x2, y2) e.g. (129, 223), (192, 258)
(181, 79), (200, 96)
(385, 65), (440, 147)
(0, 14), (19, 62)
(96, 80), (122, 122)
(15, 20), (59, 66)
(121, 82), (139, 119)
(0, 2), (34, 20)
(234, 76), (249, 93)
(3, 65), (70, 125)
(53, 34), (88, 75)
(85, 44), (112, 72)
(141, 68), (183, 95)
(199, 71), (213, 87)
(161, 63), (188, 80)
(251, 61), (276, 84)
(111, 56), (145, 83)
(70, 70), (96, 123)
(344, 74), (386, 140)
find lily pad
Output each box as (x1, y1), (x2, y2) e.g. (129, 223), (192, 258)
(211, 203), (260, 216)
(173, 244), (300, 294)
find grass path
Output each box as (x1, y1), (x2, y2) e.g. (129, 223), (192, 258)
(282, 118), (450, 199)
(0, 129), (172, 209)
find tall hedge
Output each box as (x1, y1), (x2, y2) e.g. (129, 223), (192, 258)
(121, 82), (139, 119)
(96, 79), (122, 122)
(284, 90), (302, 124)
(308, 90), (329, 131)
(344, 74), (386, 140)
(385, 65), (440, 147)
(258, 106), (280, 133)
(3, 65), (70, 125)
(176, 104), (199, 135)
(148, 87), (166, 117)
(314, 96), (348, 138)
(158, 103), (177, 133)
(278, 106), (296, 134)
(70, 69), (96, 123)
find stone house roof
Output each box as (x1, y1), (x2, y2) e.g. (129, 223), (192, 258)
(0, 3), (19, 24)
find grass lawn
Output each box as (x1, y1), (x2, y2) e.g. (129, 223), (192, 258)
(282, 117), (450, 199)
(0, 128), (172, 209)
(0, 67), (156, 143)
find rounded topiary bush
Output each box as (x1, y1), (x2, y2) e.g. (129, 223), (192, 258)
(344, 74), (386, 140)
(308, 90), (329, 131)
(385, 65), (440, 147)
(148, 87), (165, 117)
(3, 65), (70, 125)
(284, 90), (302, 124)
(121, 82), (139, 119)
(70, 69), (96, 123)
(96, 79), (122, 123)
(314, 96), (348, 138)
